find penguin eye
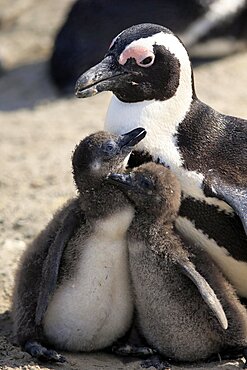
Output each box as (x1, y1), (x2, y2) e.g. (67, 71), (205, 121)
(137, 55), (155, 68)
(103, 141), (117, 156)
(140, 177), (154, 190)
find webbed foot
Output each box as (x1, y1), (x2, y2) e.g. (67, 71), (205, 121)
(24, 340), (66, 362)
(112, 343), (156, 357)
(141, 355), (171, 370)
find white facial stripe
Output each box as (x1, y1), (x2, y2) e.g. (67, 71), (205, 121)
(109, 30), (124, 49)
(109, 35), (118, 50)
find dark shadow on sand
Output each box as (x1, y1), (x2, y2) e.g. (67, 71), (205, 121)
(0, 61), (60, 112)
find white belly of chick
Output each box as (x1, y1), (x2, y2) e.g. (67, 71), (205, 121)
(43, 209), (134, 351)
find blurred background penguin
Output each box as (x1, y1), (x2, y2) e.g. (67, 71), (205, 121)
(49, 0), (247, 93)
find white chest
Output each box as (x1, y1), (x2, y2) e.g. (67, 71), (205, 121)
(105, 96), (233, 213)
(43, 208), (134, 351)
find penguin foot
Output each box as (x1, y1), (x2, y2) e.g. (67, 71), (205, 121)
(112, 343), (156, 357)
(24, 340), (66, 363)
(141, 355), (171, 370)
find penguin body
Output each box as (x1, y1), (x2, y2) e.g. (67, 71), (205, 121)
(108, 162), (247, 362)
(75, 23), (247, 297)
(43, 207), (134, 351)
(13, 128), (146, 359)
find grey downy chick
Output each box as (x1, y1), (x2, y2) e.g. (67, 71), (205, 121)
(108, 162), (247, 364)
(12, 128), (146, 362)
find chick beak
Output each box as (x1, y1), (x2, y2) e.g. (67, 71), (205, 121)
(118, 127), (146, 151)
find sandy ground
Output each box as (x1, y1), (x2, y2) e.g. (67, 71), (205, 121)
(1, 1), (247, 369)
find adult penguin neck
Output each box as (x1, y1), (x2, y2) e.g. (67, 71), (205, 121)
(105, 70), (194, 170)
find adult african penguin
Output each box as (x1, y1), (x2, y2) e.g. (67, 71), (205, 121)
(75, 23), (247, 298)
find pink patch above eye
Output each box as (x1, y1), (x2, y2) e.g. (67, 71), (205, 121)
(119, 46), (154, 67)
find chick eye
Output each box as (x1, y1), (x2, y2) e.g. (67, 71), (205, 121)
(103, 141), (117, 156)
(137, 55), (155, 68)
(106, 144), (114, 151)
(141, 177), (153, 189)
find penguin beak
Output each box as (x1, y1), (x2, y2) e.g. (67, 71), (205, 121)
(118, 128), (146, 151)
(75, 55), (126, 98)
(107, 173), (134, 191)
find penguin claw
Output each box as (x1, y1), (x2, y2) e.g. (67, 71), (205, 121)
(24, 340), (66, 363)
(43, 349), (66, 363)
(141, 355), (171, 370)
(112, 343), (156, 357)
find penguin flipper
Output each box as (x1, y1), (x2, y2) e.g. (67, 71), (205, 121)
(35, 201), (83, 325)
(203, 172), (247, 235)
(204, 176), (247, 236)
(179, 260), (228, 330)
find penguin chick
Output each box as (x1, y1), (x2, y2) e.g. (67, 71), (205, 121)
(76, 23), (247, 299)
(108, 162), (247, 363)
(12, 128), (146, 361)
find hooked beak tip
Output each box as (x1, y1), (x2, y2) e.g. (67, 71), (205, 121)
(119, 127), (147, 149)
(75, 55), (115, 98)
(75, 74), (99, 98)
(75, 86), (98, 98)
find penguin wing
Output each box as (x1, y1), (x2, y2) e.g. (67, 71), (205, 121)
(203, 174), (247, 235)
(179, 260), (228, 330)
(35, 201), (84, 325)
